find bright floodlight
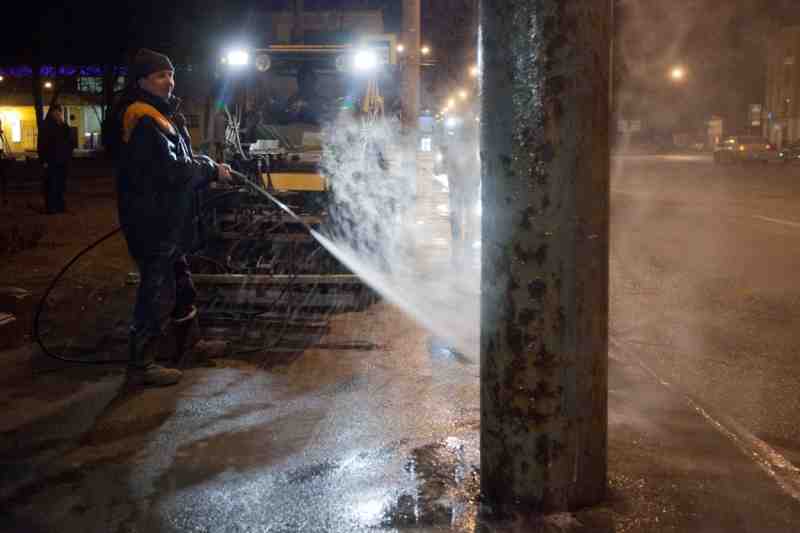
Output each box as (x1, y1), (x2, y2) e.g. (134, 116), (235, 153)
(44, 81), (53, 89)
(354, 49), (379, 72)
(445, 116), (459, 128)
(670, 66), (685, 81)
(421, 45), (431, 56)
(396, 43), (405, 53)
(469, 65), (479, 77)
(227, 50), (250, 67)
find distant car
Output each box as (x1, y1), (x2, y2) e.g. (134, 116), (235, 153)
(713, 135), (778, 164)
(778, 140), (800, 163)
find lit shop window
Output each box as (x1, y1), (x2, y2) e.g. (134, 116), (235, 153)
(0, 109), (22, 143)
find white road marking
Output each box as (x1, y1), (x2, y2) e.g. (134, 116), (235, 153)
(610, 337), (800, 505)
(753, 215), (800, 229)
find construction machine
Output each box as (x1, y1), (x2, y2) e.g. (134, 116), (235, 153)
(185, 38), (401, 353)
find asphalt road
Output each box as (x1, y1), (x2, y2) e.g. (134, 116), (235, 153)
(610, 154), (800, 466)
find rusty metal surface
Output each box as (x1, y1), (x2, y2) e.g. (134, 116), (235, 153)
(480, 0), (611, 512)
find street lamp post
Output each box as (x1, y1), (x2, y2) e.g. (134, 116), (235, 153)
(401, 0), (421, 129)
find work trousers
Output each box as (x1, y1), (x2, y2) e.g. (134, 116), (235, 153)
(44, 163), (68, 214)
(132, 250), (197, 339)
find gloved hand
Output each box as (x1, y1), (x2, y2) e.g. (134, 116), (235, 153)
(216, 163), (233, 184)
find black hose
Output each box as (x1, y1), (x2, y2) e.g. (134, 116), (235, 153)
(33, 186), (252, 366)
(33, 226), (127, 365)
(34, 169), (331, 366)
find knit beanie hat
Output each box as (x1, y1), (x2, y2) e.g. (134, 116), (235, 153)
(130, 48), (174, 81)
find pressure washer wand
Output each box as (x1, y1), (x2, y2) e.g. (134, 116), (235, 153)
(230, 169), (316, 234)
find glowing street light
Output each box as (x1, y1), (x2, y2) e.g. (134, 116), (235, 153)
(44, 81), (53, 89)
(421, 45), (431, 56)
(396, 43), (405, 54)
(226, 49), (250, 67)
(353, 49), (379, 72)
(0, 75), (4, 82)
(469, 65), (479, 78)
(670, 66), (686, 81)
(447, 97), (456, 108)
(458, 89), (468, 100)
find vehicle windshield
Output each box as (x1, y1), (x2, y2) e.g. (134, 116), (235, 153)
(242, 55), (362, 150)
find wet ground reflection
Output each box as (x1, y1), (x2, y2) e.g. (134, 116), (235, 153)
(378, 438), (615, 532)
(381, 439), (480, 531)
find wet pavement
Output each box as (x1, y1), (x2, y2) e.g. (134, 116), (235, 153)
(2, 155), (800, 531)
(4, 309), (800, 532)
(1, 304), (488, 532)
(611, 155), (800, 468)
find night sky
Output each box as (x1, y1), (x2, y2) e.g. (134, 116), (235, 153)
(0, 1), (401, 65)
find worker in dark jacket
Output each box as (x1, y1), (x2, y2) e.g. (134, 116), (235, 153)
(38, 104), (76, 214)
(109, 48), (232, 387)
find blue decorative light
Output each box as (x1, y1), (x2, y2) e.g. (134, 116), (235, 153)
(0, 65), (126, 78)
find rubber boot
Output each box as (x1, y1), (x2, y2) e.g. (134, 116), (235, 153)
(127, 331), (182, 387)
(170, 305), (200, 366)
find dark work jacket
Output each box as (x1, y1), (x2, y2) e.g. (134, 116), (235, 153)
(113, 89), (217, 259)
(38, 117), (75, 165)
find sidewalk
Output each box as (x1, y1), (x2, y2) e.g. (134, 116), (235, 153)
(1, 171), (800, 532)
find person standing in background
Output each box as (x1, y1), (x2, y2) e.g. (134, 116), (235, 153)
(0, 119), (9, 206)
(442, 112), (480, 267)
(38, 104), (76, 214)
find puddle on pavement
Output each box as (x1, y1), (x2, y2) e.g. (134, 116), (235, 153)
(286, 460), (339, 485)
(427, 336), (475, 365)
(381, 438), (480, 530)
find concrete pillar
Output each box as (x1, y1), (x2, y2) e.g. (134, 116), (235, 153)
(401, 0), (421, 128)
(480, 0), (610, 513)
(292, 0), (305, 44)
(402, 0), (422, 215)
